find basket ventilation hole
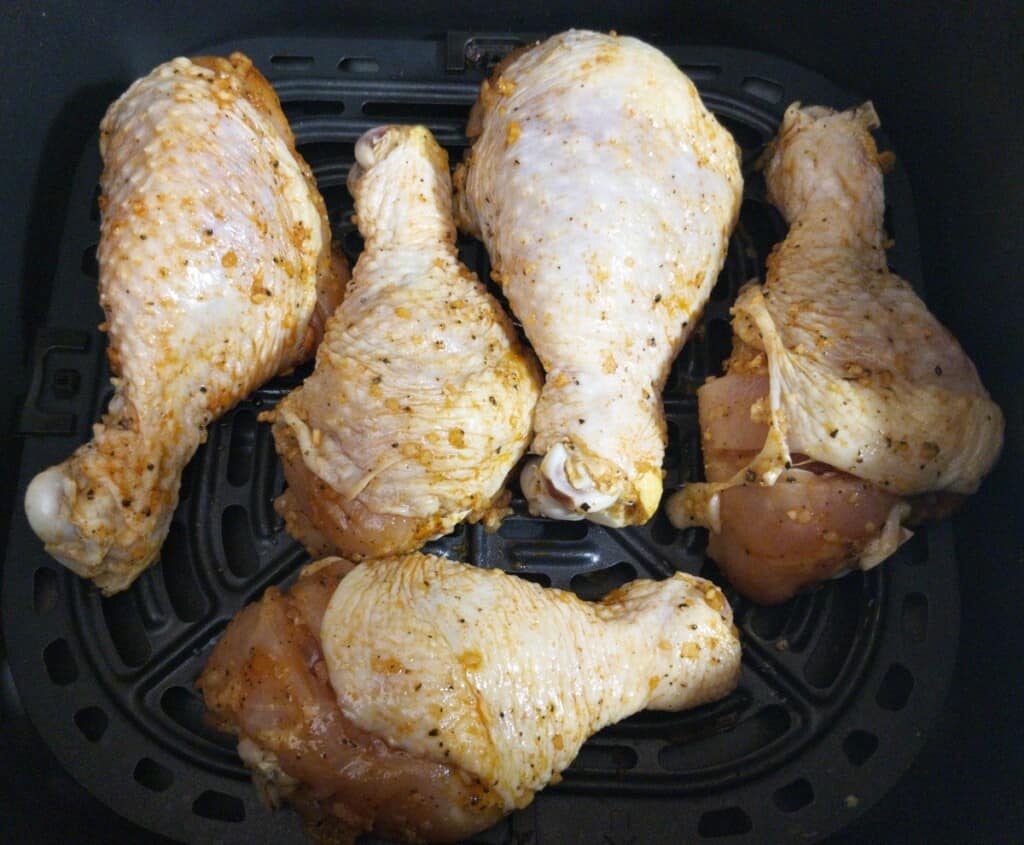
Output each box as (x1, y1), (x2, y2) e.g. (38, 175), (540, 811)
(713, 228), (754, 302)
(161, 685), (232, 746)
(680, 63), (722, 81)
(570, 562), (637, 601)
(74, 706), (108, 742)
(227, 409), (258, 486)
(901, 592), (928, 643)
(842, 729), (879, 766)
(222, 505), (258, 578)
(663, 418), (684, 474)
(90, 184), (102, 221)
(648, 509), (679, 547)
(883, 203), (897, 244)
(741, 198), (788, 271)
(905, 530), (929, 565)
(362, 100), (468, 120)
(499, 518), (588, 542)
(697, 806), (753, 838)
(706, 318), (733, 376)
(749, 602), (791, 641)
(33, 567), (59, 615)
(714, 115), (765, 155)
(283, 100), (345, 118)
(742, 76), (783, 103)
(192, 790), (245, 822)
(342, 227), (364, 261)
(686, 428), (705, 486)
(876, 663), (914, 711)
(161, 521), (205, 622)
(659, 704), (790, 772)
(570, 744), (638, 772)
(81, 244), (99, 279)
(339, 57), (379, 73)
(101, 591), (152, 667)
(803, 575), (862, 689)
(43, 638), (78, 685)
(179, 455), (195, 500)
(512, 571), (552, 588)
(134, 757), (173, 792)
(270, 54), (313, 67)
(773, 778), (814, 813)
(665, 348), (690, 393)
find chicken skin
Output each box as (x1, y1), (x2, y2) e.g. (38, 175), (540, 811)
(23, 53), (346, 594)
(198, 553), (741, 843)
(271, 126), (541, 560)
(668, 103), (1004, 603)
(455, 30), (743, 527)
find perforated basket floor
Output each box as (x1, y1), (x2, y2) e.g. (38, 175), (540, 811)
(3, 33), (958, 845)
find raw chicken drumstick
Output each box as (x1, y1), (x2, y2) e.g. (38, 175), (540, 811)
(455, 29), (743, 527)
(24, 54), (346, 594)
(271, 125), (541, 559)
(198, 553), (741, 843)
(667, 103), (1004, 604)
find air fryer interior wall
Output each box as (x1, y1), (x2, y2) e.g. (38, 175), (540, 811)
(1, 3), (1021, 845)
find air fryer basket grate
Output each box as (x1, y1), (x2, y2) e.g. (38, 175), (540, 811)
(3, 34), (958, 845)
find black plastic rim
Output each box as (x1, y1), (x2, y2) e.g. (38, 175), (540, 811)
(3, 33), (956, 845)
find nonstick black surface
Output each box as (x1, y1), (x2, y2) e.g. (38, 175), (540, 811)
(2, 6), (1021, 845)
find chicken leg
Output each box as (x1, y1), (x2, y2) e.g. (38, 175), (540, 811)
(198, 553), (741, 843)
(23, 54), (347, 594)
(454, 30), (743, 527)
(271, 125), (541, 559)
(667, 103), (1004, 603)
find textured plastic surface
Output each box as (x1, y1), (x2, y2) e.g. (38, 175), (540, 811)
(3, 34), (959, 845)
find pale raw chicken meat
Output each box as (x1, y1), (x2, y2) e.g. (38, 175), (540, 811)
(198, 553), (740, 843)
(668, 102), (1004, 604)
(23, 54), (346, 594)
(271, 125), (541, 560)
(454, 30), (743, 527)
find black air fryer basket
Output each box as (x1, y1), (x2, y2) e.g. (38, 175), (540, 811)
(2, 4), (1021, 844)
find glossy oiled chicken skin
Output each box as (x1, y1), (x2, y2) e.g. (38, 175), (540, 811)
(455, 30), (743, 527)
(668, 103), (1004, 603)
(272, 126), (540, 560)
(23, 54), (346, 594)
(198, 554), (740, 843)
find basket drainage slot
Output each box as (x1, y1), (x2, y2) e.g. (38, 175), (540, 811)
(101, 591), (152, 667)
(161, 685), (234, 747)
(698, 806), (752, 838)
(270, 54), (313, 67)
(876, 663), (914, 711)
(773, 778), (814, 812)
(222, 506), (258, 578)
(339, 57), (379, 73)
(570, 562), (637, 601)
(161, 521), (205, 622)
(648, 508), (679, 546)
(227, 409), (258, 486)
(511, 571), (552, 588)
(842, 729), (879, 766)
(499, 518), (589, 542)
(33, 567), (58, 615)
(362, 100), (467, 120)
(901, 592), (928, 643)
(81, 243), (98, 279)
(74, 706), (108, 742)
(193, 790), (245, 822)
(43, 638), (78, 685)
(742, 76), (783, 103)
(570, 744), (638, 772)
(134, 757), (173, 792)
